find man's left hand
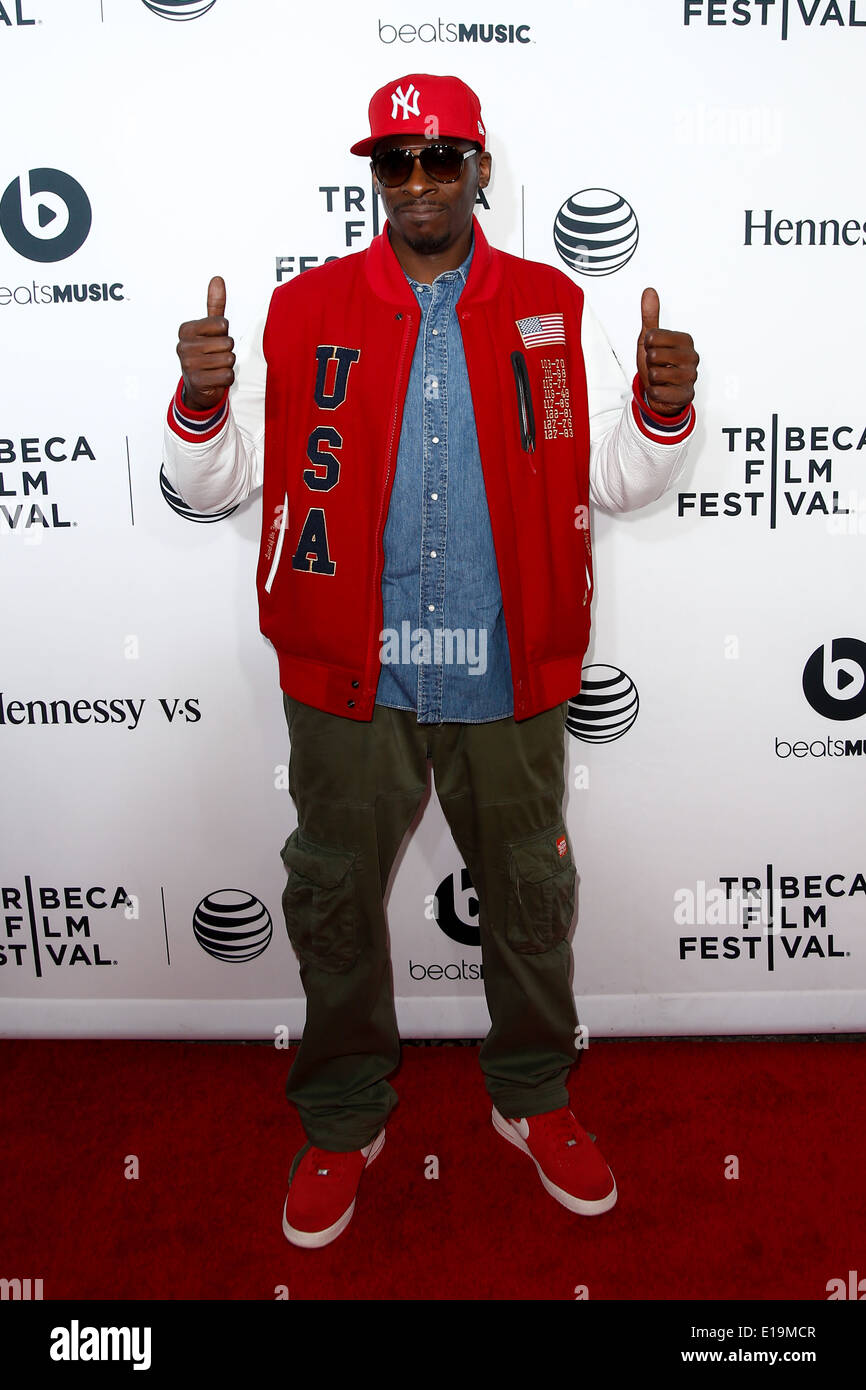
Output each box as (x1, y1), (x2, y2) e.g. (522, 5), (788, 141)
(636, 287), (699, 417)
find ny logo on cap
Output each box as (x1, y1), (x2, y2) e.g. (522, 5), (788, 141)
(391, 83), (421, 120)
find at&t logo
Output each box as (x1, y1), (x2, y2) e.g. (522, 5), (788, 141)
(554, 190), (639, 277)
(0, 169), (91, 262)
(567, 665), (639, 742)
(141, 1), (217, 18)
(193, 890), (273, 962)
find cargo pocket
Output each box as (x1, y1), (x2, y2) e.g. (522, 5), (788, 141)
(280, 828), (359, 973)
(505, 823), (576, 954)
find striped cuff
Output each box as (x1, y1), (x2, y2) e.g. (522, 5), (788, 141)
(631, 373), (695, 445)
(167, 379), (229, 444)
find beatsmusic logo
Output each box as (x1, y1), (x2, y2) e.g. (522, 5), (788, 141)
(431, 867), (480, 947)
(378, 19), (531, 42)
(0, 169), (91, 263)
(802, 639), (866, 721)
(141, 0), (217, 19)
(566, 665), (640, 743)
(775, 639), (866, 758)
(554, 190), (639, 277)
(683, 0), (866, 38)
(678, 416), (866, 527)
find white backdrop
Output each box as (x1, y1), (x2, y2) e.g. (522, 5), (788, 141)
(2, 0), (865, 1038)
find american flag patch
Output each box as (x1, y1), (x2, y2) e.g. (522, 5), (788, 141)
(516, 313), (566, 349)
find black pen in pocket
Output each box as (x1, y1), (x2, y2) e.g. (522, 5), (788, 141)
(511, 350), (536, 468)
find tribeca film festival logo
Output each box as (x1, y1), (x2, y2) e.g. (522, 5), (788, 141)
(275, 180), (492, 285)
(553, 191), (639, 278)
(566, 665), (639, 743)
(674, 867), (859, 968)
(678, 418), (866, 527)
(0, 432), (96, 535)
(378, 19), (532, 43)
(0, 2), (35, 25)
(192, 890), (273, 963)
(0, 881), (136, 976)
(683, 0), (866, 39)
(0, 168), (125, 307)
(775, 638), (866, 759)
(141, 0), (217, 19)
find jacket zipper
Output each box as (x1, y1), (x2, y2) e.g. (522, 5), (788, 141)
(511, 350), (536, 462)
(367, 312), (415, 686)
(264, 491), (289, 595)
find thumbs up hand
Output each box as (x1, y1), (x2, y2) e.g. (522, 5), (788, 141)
(636, 286), (699, 417)
(176, 275), (235, 412)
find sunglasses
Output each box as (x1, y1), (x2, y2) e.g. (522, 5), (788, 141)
(372, 143), (477, 188)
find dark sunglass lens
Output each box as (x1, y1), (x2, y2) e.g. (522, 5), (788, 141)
(421, 146), (463, 181)
(375, 150), (414, 186)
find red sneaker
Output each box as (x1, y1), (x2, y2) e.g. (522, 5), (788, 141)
(492, 1105), (617, 1215)
(282, 1129), (385, 1249)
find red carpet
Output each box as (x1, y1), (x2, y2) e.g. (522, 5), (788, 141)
(2, 1038), (864, 1301)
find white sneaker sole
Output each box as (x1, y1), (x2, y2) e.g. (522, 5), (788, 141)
(282, 1128), (386, 1249)
(491, 1106), (618, 1215)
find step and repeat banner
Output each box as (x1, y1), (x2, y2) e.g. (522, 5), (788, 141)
(1, 0), (864, 1038)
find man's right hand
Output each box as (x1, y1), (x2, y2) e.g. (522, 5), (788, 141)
(176, 275), (235, 412)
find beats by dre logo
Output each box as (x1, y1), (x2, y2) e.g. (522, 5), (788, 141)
(803, 639), (866, 722)
(0, 169), (91, 263)
(433, 867), (480, 947)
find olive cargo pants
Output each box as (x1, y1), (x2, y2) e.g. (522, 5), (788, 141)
(280, 694), (580, 1151)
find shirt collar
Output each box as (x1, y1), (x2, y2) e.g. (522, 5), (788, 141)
(387, 226), (475, 290)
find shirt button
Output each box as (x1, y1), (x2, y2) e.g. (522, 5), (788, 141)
(351, 680), (360, 689)
(431, 436), (439, 444)
(431, 492), (438, 500)
(430, 550), (437, 558)
(428, 604), (435, 612)
(432, 328), (439, 335)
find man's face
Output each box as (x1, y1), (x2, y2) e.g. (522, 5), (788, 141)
(371, 134), (492, 257)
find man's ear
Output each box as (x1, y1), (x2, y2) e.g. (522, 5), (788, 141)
(478, 152), (492, 189)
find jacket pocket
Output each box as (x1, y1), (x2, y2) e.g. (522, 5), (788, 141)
(280, 828), (359, 973)
(505, 822), (576, 954)
(511, 350), (536, 453)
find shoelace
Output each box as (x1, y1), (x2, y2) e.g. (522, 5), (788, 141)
(531, 1108), (591, 1149)
(307, 1146), (362, 1178)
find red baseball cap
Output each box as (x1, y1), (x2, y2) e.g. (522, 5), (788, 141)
(350, 73), (486, 157)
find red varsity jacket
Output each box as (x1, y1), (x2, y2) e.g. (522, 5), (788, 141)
(256, 215), (594, 722)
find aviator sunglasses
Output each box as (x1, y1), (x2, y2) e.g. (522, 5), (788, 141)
(371, 143), (478, 187)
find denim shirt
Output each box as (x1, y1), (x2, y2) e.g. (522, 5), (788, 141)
(375, 234), (514, 724)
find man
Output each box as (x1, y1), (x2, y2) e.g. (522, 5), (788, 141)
(163, 73), (699, 1250)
